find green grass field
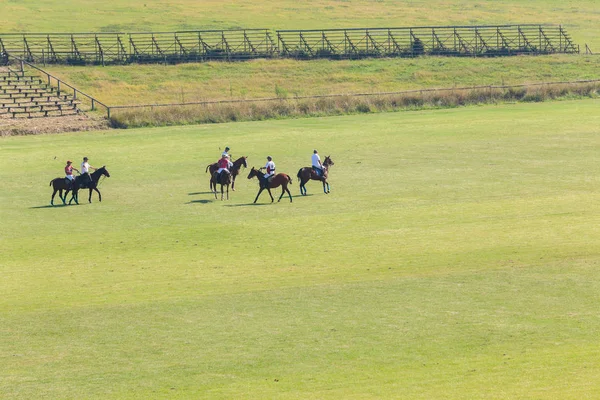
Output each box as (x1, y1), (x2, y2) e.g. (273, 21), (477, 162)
(2, 99), (600, 398)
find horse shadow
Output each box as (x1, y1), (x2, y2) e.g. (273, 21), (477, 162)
(31, 203), (88, 209)
(225, 203), (270, 207)
(188, 191), (214, 196)
(187, 199), (214, 204)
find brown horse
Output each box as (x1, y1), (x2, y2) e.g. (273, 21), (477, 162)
(297, 155), (334, 195)
(49, 166), (110, 205)
(206, 156), (248, 192)
(212, 170), (232, 200)
(247, 167), (293, 203)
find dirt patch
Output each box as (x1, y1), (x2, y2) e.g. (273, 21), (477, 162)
(0, 113), (111, 136)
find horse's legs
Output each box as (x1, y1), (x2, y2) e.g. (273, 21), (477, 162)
(88, 188), (93, 203)
(253, 188), (264, 203)
(51, 188), (58, 206)
(322, 179), (328, 194)
(94, 187), (102, 202)
(63, 189), (70, 205)
(221, 184), (225, 201)
(278, 184), (293, 203)
(231, 175), (236, 191)
(226, 184), (229, 200)
(69, 190), (78, 205)
(266, 187), (274, 202)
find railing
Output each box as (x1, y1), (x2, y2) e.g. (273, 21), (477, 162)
(0, 30), (276, 65)
(277, 25), (580, 58)
(0, 25), (580, 65)
(3, 52), (110, 116)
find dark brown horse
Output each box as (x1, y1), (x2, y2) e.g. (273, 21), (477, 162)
(206, 156), (248, 192)
(247, 167), (293, 203)
(212, 170), (232, 200)
(297, 155), (334, 195)
(49, 166), (110, 205)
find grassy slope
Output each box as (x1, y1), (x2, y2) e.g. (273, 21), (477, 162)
(1, 100), (600, 398)
(45, 55), (600, 105)
(3, 0), (599, 107)
(2, 0), (598, 49)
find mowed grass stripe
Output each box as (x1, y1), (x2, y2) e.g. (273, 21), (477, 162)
(1, 100), (600, 398)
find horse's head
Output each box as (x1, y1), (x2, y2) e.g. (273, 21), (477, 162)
(247, 167), (258, 179)
(324, 156), (334, 167)
(92, 166), (110, 180)
(241, 156), (248, 168)
(99, 166), (110, 177)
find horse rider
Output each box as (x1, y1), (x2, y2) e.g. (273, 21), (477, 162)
(222, 146), (231, 158)
(216, 154), (233, 183)
(311, 149), (324, 178)
(64, 160), (80, 189)
(259, 155), (276, 188)
(80, 157), (97, 188)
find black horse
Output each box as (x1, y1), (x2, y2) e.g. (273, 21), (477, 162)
(70, 166), (110, 204)
(48, 166), (110, 205)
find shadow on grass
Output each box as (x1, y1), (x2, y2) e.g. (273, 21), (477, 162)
(187, 199), (215, 204)
(225, 202), (271, 207)
(188, 191), (214, 195)
(31, 202), (87, 209)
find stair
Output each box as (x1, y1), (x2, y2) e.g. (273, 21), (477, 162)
(0, 67), (81, 118)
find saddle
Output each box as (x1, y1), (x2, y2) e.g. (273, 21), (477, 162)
(262, 175), (274, 188)
(77, 174), (93, 189)
(311, 166), (324, 179)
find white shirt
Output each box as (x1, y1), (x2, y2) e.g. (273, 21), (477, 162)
(221, 151), (229, 158)
(312, 153), (321, 168)
(81, 161), (90, 173)
(264, 161), (275, 176)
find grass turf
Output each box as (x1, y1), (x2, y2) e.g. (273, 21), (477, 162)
(1, 99), (600, 398)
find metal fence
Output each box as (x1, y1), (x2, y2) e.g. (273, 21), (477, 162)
(0, 29), (276, 65)
(277, 25), (579, 58)
(0, 25), (579, 65)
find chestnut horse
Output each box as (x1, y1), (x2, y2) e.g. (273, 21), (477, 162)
(297, 155), (334, 195)
(205, 156), (248, 192)
(49, 166), (110, 205)
(247, 167), (293, 203)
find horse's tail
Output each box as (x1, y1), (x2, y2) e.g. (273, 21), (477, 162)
(49, 178), (56, 186)
(287, 174), (293, 184)
(297, 168), (303, 179)
(205, 164), (211, 173)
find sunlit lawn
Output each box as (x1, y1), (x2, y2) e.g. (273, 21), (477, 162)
(1, 99), (599, 398)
